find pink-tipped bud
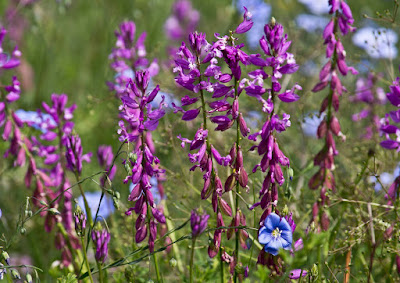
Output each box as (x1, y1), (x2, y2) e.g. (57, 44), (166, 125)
(239, 113), (250, 137)
(219, 197), (232, 217)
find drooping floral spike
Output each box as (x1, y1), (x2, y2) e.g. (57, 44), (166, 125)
(91, 224), (111, 264)
(173, 14), (256, 260)
(308, 0), (357, 231)
(119, 70), (166, 252)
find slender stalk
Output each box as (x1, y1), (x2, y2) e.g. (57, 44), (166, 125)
(56, 223), (82, 273)
(97, 262), (104, 283)
(152, 250), (163, 283)
(189, 237), (197, 283)
(80, 237), (94, 283)
(219, 248), (224, 283)
(75, 173), (94, 227)
(234, 79), (240, 283)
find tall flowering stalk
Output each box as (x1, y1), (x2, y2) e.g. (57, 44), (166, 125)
(308, 0), (357, 231)
(242, 18), (301, 269)
(173, 8), (255, 280)
(118, 69), (166, 281)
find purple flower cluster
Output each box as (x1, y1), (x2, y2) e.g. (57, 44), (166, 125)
(97, 145), (117, 187)
(350, 73), (385, 139)
(25, 94), (86, 268)
(1, 26), (23, 165)
(174, 10), (255, 259)
(91, 225), (111, 264)
(309, 0), (357, 231)
(107, 21), (159, 97)
(244, 20), (300, 225)
(164, 0), (199, 70)
(65, 134), (92, 175)
(119, 70), (166, 252)
(380, 71), (400, 152)
(190, 209), (209, 237)
(164, 0), (199, 58)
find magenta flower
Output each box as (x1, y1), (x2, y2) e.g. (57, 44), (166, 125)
(91, 226), (111, 264)
(190, 210), (209, 237)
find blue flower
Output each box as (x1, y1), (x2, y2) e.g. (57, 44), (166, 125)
(258, 213), (293, 256)
(301, 112), (325, 138)
(14, 109), (56, 133)
(296, 14), (329, 32)
(352, 27), (398, 59)
(77, 192), (115, 220)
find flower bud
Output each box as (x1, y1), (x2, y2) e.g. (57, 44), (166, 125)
(48, 208), (61, 215)
(11, 269), (20, 279)
(1, 252), (10, 265)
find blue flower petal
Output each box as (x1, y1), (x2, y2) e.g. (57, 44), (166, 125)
(280, 230), (293, 248)
(266, 238), (283, 255)
(264, 213), (281, 231)
(265, 245), (278, 256)
(278, 217), (292, 233)
(258, 227), (273, 245)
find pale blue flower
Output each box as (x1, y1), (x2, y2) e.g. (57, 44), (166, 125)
(296, 14), (329, 32)
(352, 27), (398, 59)
(369, 165), (400, 192)
(258, 213), (293, 256)
(14, 109), (56, 133)
(298, 0), (330, 15)
(77, 192), (115, 220)
(301, 112), (325, 138)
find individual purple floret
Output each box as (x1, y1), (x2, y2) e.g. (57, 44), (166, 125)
(0, 27), (21, 70)
(65, 134), (92, 175)
(190, 209), (209, 237)
(91, 225), (111, 264)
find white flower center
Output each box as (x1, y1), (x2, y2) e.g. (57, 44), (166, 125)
(272, 227), (282, 239)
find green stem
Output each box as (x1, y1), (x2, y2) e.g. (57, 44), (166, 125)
(56, 223), (82, 273)
(220, 247), (224, 283)
(153, 250), (163, 283)
(97, 262), (104, 283)
(189, 237), (196, 283)
(75, 173), (94, 228)
(81, 237), (94, 283)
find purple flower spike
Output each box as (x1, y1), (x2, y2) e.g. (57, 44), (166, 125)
(91, 225), (111, 264)
(190, 209), (210, 237)
(65, 134), (92, 174)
